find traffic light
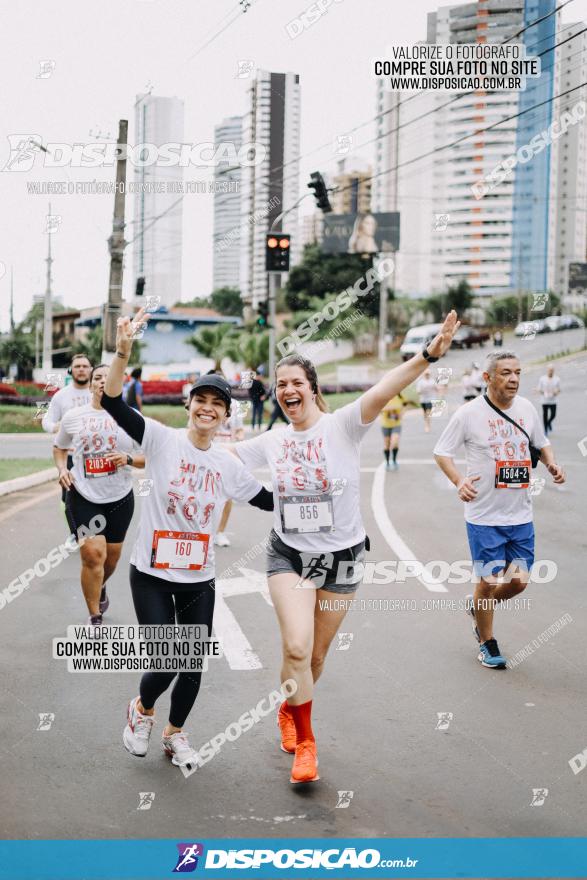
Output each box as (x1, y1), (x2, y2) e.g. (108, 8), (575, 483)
(265, 233), (290, 272)
(307, 172), (332, 213)
(135, 276), (146, 297)
(256, 300), (269, 328)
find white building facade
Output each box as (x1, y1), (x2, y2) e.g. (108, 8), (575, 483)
(132, 93), (184, 308)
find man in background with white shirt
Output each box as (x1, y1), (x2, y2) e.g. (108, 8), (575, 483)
(42, 353), (93, 501)
(537, 365), (561, 435)
(434, 351), (565, 669)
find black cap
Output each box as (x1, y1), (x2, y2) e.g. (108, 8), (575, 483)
(189, 374), (232, 411)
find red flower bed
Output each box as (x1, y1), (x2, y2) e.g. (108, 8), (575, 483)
(141, 380), (186, 395)
(0, 383), (18, 397)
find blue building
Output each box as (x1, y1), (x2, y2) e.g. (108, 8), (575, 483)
(75, 306), (241, 372)
(510, 0), (557, 294)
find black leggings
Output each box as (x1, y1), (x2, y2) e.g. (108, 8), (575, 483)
(542, 403), (557, 433)
(129, 565), (215, 728)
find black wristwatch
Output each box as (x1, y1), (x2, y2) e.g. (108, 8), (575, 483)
(422, 346), (439, 363)
(126, 454), (134, 467)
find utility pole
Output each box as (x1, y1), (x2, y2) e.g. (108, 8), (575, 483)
(42, 202), (53, 373)
(102, 119), (128, 361)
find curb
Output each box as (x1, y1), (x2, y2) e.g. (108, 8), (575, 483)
(0, 467), (56, 498)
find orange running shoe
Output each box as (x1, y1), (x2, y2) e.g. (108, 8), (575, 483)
(277, 701), (296, 754)
(290, 739), (319, 784)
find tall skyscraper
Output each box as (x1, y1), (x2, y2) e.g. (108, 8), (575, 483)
(212, 116), (243, 291)
(511, 0), (557, 295)
(239, 70), (301, 309)
(549, 22), (587, 303)
(331, 161), (372, 214)
(373, 0), (583, 301)
(133, 93), (184, 308)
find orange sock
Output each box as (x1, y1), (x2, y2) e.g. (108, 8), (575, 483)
(289, 700), (315, 744)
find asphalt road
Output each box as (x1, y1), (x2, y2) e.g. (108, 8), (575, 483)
(0, 352), (585, 844)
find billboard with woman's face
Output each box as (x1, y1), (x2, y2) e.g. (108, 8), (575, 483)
(322, 212), (400, 254)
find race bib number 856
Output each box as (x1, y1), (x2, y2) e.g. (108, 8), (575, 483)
(279, 495), (334, 534)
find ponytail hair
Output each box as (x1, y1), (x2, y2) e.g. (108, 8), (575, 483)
(275, 354), (329, 413)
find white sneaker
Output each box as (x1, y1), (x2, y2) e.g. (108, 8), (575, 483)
(162, 731), (199, 767)
(123, 697), (155, 757)
(214, 532), (230, 547)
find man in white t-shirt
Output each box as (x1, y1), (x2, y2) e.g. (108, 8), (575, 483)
(42, 354), (93, 502)
(415, 368), (437, 433)
(434, 351), (565, 669)
(536, 365), (561, 435)
(42, 354), (92, 434)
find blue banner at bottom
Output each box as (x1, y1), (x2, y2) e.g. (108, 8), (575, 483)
(0, 838), (585, 879)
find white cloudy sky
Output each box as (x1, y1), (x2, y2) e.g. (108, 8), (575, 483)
(1, 0), (585, 329)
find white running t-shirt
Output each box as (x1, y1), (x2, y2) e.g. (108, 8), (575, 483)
(42, 383), (91, 436)
(130, 419), (262, 584)
(235, 398), (375, 552)
(416, 376), (436, 404)
(537, 374), (560, 405)
(56, 404), (139, 504)
(433, 395), (549, 526)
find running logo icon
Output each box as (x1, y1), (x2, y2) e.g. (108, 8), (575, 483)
(299, 552), (334, 588)
(37, 713), (55, 731)
(137, 792), (155, 811)
(335, 790), (354, 808)
(530, 788), (549, 806)
(173, 843), (204, 872)
(436, 712), (453, 730)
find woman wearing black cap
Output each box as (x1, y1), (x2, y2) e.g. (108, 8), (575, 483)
(102, 308), (273, 769)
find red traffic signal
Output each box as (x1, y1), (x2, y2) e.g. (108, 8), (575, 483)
(266, 233), (290, 272)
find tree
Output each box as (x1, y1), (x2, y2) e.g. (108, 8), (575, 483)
(446, 279), (473, 313)
(284, 244), (378, 314)
(284, 294), (376, 341)
(0, 332), (35, 379)
(223, 330), (269, 372)
(210, 287), (243, 317)
(186, 323), (235, 370)
(70, 327), (104, 365)
(174, 296), (210, 308)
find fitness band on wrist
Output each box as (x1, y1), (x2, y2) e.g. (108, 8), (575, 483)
(422, 346), (439, 363)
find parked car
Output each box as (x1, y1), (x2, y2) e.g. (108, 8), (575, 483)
(450, 326), (490, 349)
(544, 315), (565, 332)
(560, 314), (585, 329)
(400, 323), (442, 361)
(514, 319), (549, 337)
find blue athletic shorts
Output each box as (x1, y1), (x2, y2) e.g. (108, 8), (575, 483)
(466, 521), (535, 578)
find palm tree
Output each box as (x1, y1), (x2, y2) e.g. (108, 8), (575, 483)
(186, 322), (235, 371)
(223, 330), (269, 371)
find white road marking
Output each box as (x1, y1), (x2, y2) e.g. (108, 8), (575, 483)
(370, 462), (449, 593)
(213, 567), (272, 670)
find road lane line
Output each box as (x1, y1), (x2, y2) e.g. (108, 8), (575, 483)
(370, 462), (449, 593)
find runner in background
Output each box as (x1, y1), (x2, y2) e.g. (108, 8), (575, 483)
(380, 393), (407, 470)
(471, 362), (484, 396)
(125, 367), (143, 412)
(462, 369), (477, 403)
(536, 365), (561, 435)
(234, 312), (459, 785)
(416, 368), (435, 433)
(266, 383), (289, 431)
(54, 364), (145, 629)
(102, 309), (273, 769)
(249, 368), (267, 431)
(434, 351), (565, 669)
(42, 354), (93, 503)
